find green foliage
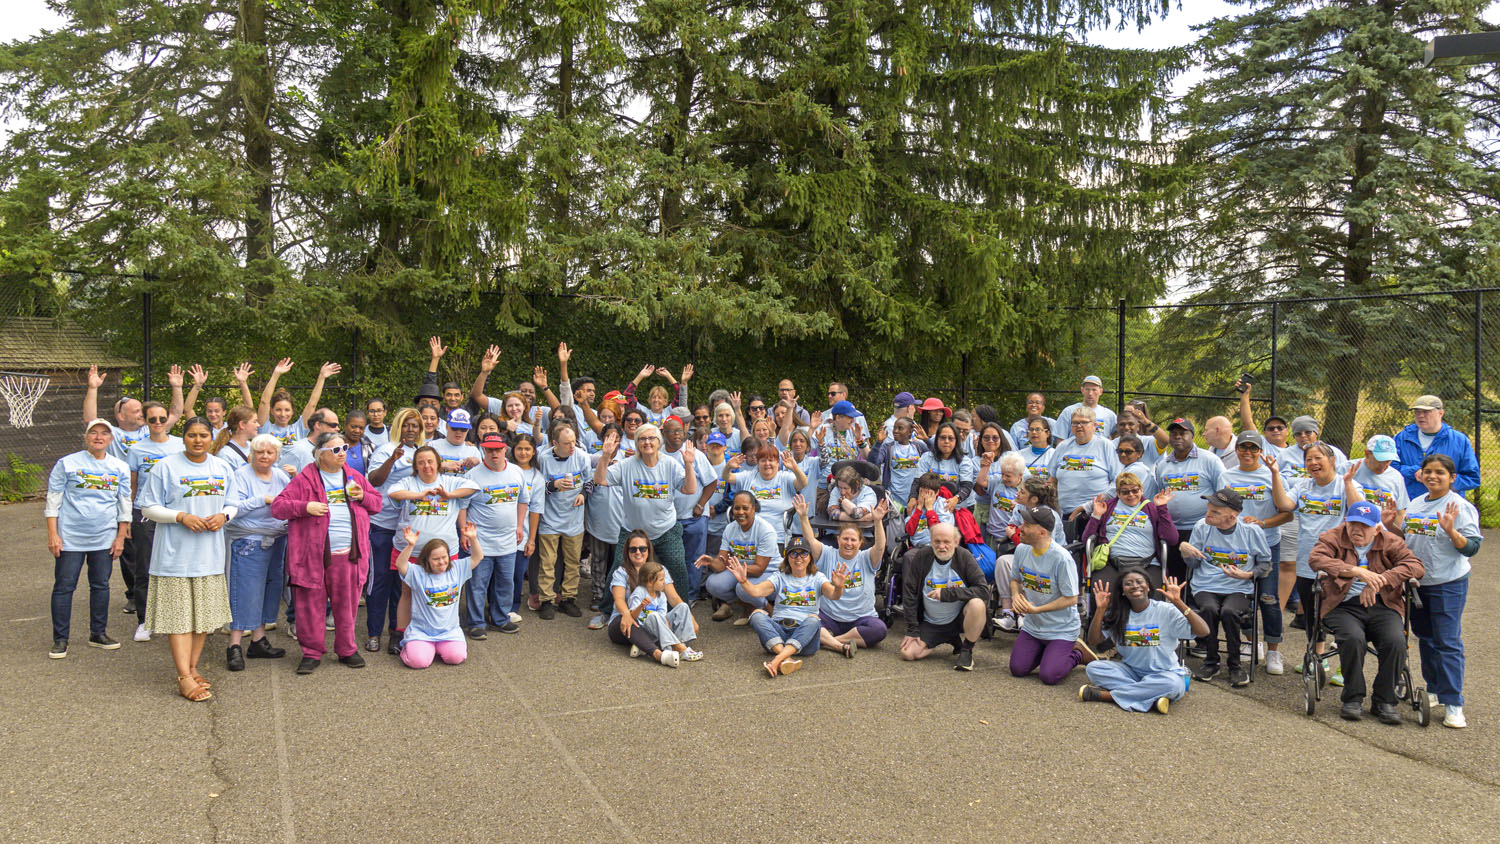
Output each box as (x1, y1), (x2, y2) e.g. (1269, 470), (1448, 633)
(0, 453), (43, 502)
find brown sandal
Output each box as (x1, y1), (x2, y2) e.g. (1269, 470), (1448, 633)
(192, 673), (212, 689)
(178, 675), (213, 702)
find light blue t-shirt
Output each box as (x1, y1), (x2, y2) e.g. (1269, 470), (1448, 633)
(1155, 448), (1224, 529)
(1021, 446), (1054, 483)
(1100, 501), (1155, 560)
(1118, 461), (1158, 498)
(107, 423), (150, 463)
(721, 515), (783, 575)
(368, 441), (415, 531)
(818, 546), (876, 622)
(1186, 520), (1270, 596)
(916, 452), (976, 507)
(608, 566), (673, 623)
(1353, 461), (1410, 511)
(401, 561), (471, 644)
(1012, 541), (1080, 640)
(320, 470), (354, 552)
(702, 461), (730, 535)
(627, 584), (670, 618)
(1110, 599), (1192, 676)
(1343, 542), (1375, 601)
(1290, 476), (1350, 578)
(1405, 491), (1480, 586)
(431, 438), (482, 476)
(787, 455), (820, 536)
(137, 451), (236, 578)
(828, 483), (877, 519)
(516, 467), (545, 546)
(259, 419), (307, 448)
(1113, 435), (1162, 467)
(1218, 465), (1280, 547)
(364, 425), (391, 450)
(462, 462), (527, 557)
(907, 500), (956, 547)
(817, 427), (862, 489)
(768, 569), (829, 623)
(885, 440), (923, 507)
(224, 464), (291, 540)
(280, 438), (316, 474)
(1057, 402), (1117, 438)
(128, 436), (184, 487)
(1011, 417), (1061, 449)
(47, 451), (131, 551)
(730, 469), (800, 543)
(586, 454), (624, 541)
(538, 447), (592, 535)
(983, 469), (1019, 538)
(1048, 436), (1119, 514)
(606, 456), (687, 540)
(921, 559), (966, 625)
(665, 447), (717, 523)
(394, 473), (480, 554)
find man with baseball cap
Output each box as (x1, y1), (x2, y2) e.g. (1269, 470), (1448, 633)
(1178, 488), (1272, 687)
(1393, 395), (1480, 501)
(1309, 500), (1426, 724)
(431, 408), (481, 476)
(881, 391), (919, 438)
(460, 433), (530, 635)
(1354, 435), (1409, 521)
(1155, 417), (1224, 586)
(1056, 375), (1117, 439)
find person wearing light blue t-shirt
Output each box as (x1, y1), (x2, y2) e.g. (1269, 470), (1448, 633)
(45, 420), (132, 653)
(124, 405), (186, 625)
(394, 523), (480, 669)
(223, 436), (292, 669)
(730, 534), (848, 677)
(1155, 419), (1224, 587)
(796, 495), (890, 654)
(1049, 407), (1120, 526)
(1218, 431), (1293, 672)
(1011, 392), (1060, 451)
(533, 426), (593, 619)
(1056, 376), (1118, 439)
(459, 437), (531, 634)
(1397, 454), (1482, 727)
(1008, 506), (1089, 686)
(698, 494), (782, 617)
(1081, 568), (1207, 713)
(1181, 489), (1271, 686)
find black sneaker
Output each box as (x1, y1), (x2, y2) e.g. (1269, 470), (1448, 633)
(387, 633), (402, 655)
(466, 626), (488, 640)
(226, 644), (246, 672)
(538, 602), (557, 620)
(1229, 666), (1250, 687)
(339, 652), (367, 668)
(1193, 662), (1221, 682)
(246, 637), (286, 659)
(88, 633), (121, 650)
(122, 605), (135, 614)
(49, 639), (67, 659)
(558, 598), (582, 618)
(498, 621), (520, 634)
(1188, 642), (1209, 659)
(1340, 700), (1363, 721)
(1289, 613), (1307, 631)
(296, 657), (320, 675)
(1374, 702), (1403, 726)
(954, 648), (974, 672)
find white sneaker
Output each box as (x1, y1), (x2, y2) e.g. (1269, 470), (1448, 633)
(508, 612), (522, 625)
(1258, 640), (1266, 661)
(682, 648), (704, 662)
(587, 614), (606, 630)
(1265, 650), (1284, 675)
(996, 610), (1017, 632)
(325, 611), (335, 631)
(659, 649), (680, 668)
(1443, 706), (1467, 728)
(628, 644), (643, 659)
(133, 623), (151, 642)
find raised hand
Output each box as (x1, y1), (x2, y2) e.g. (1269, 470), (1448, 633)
(726, 556), (749, 583)
(654, 366), (674, 380)
(874, 497), (890, 519)
(188, 364), (208, 387)
(402, 526), (419, 547)
(1152, 489), (1174, 508)
(680, 363), (693, 382)
(1379, 498), (1401, 532)
(680, 441), (695, 463)
(232, 361), (253, 383)
(874, 424), (888, 444)
(831, 562), (849, 590)
(1092, 579), (1111, 610)
(87, 365), (106, 389)
(1161, 576), (1184, 604)
(532, 366), (548, 389)
(429, 336), (448, 359)
(167, 364), (185, 388)
(636, 364), (655, 381)
(319, 362), (342, 380)
(1440, 501), (1459, 533)
(781, 450), (795, 470)
(793, 494), (809, 515)
(1261, 453), (1278, 473)
(1092, 493), (1109, 519)
(1343, 462), (1359, 484)
(730, 390), (743, 409)
(727, 453), (745, 471)
(556, 342), (571, 364)
(481, 345), (501, 372)
(273, 357), (294, 375)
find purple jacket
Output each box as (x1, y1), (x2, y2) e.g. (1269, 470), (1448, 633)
(1081, 498), (1179, 558)
(271, 464), (381, 592)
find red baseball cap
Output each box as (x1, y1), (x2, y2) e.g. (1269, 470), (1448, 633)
(480, 433), (508, 449)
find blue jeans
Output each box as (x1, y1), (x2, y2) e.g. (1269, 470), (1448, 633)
(510, 549), (532, 614)
(366, 526), (400, 636)
(229, 536), (286, 630)
(678, 516), (707, 600)
(467, 552), (518, 628)
(1412, 576), (1468, 706)
(52, 549), (111, 640)
(1246, 541), (1282, 644)
(748, 612), (822, 656)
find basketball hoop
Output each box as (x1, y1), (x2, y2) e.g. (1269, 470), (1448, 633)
(0, 371), (50, 428)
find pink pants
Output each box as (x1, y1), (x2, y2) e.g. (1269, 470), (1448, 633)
(400, 638), (468, 669)
(293, 551), (361, 660)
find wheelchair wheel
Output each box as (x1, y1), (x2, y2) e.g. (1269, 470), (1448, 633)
(1302, 654), (1318, 715)
(1416, 686), (1432, 727)
(1395, 670), (1410, 702)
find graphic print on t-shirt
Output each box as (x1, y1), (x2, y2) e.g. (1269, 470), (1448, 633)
(779, 586), (817, 607)
(1061, 455), (1096, 471)
(1298, 494), (1340, 517)
(1109, 509), (1149, 529)
(1123, 624), (1161, 647)
(892, 455), (919, 470)
(1361, 486), (1397, 506)
(1404, 514), (1440, 538)
(751, 487), (778, 501)
(1203, 545), (1250, 570)
(925, 570), (964, 592)
(423, 582), (460, 608)
(632, 479), (671, 499)
(1019, 565), (1053, 594)
(326, 485), (348, 504)
(994, 491), (1016, 512)
(180, 474), (226, 497)
(728, 540), (756, 564)
(483, 484), (520, 504)
(75, 470), (121, 490)
(1228, 483), (1269, 501)
(1163, 472), (1200, 491)
(410, 496), (449, 516)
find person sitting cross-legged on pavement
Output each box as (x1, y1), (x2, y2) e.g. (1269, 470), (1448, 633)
(1309, 501), (1426, 725)
(899, 523), (992, 671)
(727, 536), (848, 677)
(1079, 568), (1208, 714)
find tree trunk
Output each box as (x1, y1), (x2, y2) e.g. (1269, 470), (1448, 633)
(659, 52), (695, 235)
(236, 0), (275, 294)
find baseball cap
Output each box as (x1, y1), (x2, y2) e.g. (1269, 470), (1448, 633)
(1290, 415), (1320, 435)
(1166, 417), (1194, 433)
(705, 431), (728, 447)
(1082, 375), (1103, 387)
(447, 408), (472, 430)
(1366, 434), (1398, 462)
(1235, 431), (1265, 450)
(831, 400), (859, 418)
(1345, 500), (1381, 527)
(84, 417), (113, 434)
(1018, 504), (1056, 532)
(479, 433), (507, 450)
(785, 536), (813, 556)
(1409, 395), (1444, 411)
(892, 391), (918, 409)
(1203, 488), (1244, 512)
(600, 390), (623, 404)
(1265, 415), (1288, 427)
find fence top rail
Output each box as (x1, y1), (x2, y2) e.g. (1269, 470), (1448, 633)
(1064, 287), (1498, 313)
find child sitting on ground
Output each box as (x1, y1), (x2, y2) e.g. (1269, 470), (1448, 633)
(627, 561), (702, 664)
(396, 524), (483, 669)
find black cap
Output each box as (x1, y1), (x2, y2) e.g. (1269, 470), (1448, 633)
(1018, 505), (1056, 532)
(785, 536), (813, 556)
(1167, 417), (1195, 433)
(1203, 488), (1244, 512)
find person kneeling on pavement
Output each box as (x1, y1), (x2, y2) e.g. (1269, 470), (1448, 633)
(1007, 505), (1096, 684)
(899, 523), (990, 671)
(1309, 501), (1425, 724)
(1180, 488), (1271, 688)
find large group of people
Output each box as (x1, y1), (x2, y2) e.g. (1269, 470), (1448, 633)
(44, 344), (1483, 728)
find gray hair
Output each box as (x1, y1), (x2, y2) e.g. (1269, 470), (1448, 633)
(312, 431), (346, 450)
(249, 434), (283, 455)
(998, 452), (1026, 477)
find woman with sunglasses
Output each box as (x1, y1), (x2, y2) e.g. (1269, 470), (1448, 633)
(271, 431), (383, 675)
(606, 530), (696, 667)
(125, 401), (185, 639)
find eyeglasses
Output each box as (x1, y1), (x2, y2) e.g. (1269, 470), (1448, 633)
(318, 445), (348, 454)
(637, 436), (660, 443)
(1264, 425), (1286, 432)
(693, 414), (710, 421)
(627, 545), (650, 554)
(1071, 421), (1090, 427)
(146, 416), (168, 424)
(1115, 448), (1136, 456)
(749, 405), (766, 412)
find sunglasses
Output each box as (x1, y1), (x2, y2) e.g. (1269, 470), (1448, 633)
(146, 416), (168, 424)
(318, 445), (348, 454)
(694, 414), (710, 421)
(627, 545), (650, 554)
(827, 391), (839, 396)
(749, 405), (766, 412)
(1264, 425), (1286, 432)
(1116, 448), (1136, 456)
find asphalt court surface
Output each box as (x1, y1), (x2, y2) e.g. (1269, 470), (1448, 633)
(2, 500), (1497, 843)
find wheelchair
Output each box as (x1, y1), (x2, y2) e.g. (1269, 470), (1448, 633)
(1300, 572), (1431, 726)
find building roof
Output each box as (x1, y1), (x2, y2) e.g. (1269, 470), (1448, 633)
(0, 316), (136, 371)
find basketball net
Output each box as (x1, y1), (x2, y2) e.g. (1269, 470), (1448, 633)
(0, 374), (49, 428)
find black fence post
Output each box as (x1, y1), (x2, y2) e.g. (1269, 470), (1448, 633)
(1475, 290), (1482, 473)
(1269, 300), (1279, 420)
(142, 290), (152, 403)
(1116, 299), (1125, 409)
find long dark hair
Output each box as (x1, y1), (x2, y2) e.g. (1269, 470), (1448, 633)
(622, 529), (657, 590)
(931, 421), (962, 463)
(1103, 566), (1153, 647)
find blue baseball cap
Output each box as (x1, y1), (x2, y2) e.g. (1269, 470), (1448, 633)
(447, 408), (472, 430)
(1345, 500), (1381, 527)
(893, 392), (918, 409)
(1365, 434), (1398, 462)
(831, 399), (858, 418)
(705, 431), (728, 447)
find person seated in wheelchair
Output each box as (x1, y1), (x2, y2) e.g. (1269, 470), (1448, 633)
(1309, 501), (1426, 724)
(1179, 489), (1271, 688)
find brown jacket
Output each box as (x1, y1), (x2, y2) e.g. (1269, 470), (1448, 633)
(1308, 524), (1425, 618)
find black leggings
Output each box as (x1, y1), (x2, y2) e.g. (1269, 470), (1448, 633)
(607, 615), (659, 655)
